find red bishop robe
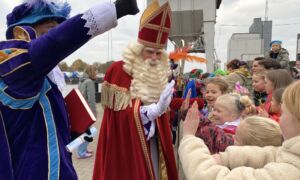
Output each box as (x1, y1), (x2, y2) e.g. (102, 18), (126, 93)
(93, 61), (178, 180)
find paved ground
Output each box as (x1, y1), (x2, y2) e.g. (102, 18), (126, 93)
(72, 104), (103, 180)
(72, 104), (184, 180)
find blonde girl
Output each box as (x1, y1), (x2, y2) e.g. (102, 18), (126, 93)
(195, 93), (255, 153)
(234, 116), (282, 146)
(210, 93), (254, 132)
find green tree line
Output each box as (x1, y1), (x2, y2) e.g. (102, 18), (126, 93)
(58, 59), (115, 74)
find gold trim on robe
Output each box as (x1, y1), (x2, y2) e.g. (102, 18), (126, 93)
(101, 81), (131, 111)
(133, 99), (155, 180)
(158, 139), (168, 180)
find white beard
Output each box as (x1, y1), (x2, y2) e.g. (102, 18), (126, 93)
(123, 42), (171, 105)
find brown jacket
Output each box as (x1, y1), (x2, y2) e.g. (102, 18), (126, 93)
(223, 68), (252, 92)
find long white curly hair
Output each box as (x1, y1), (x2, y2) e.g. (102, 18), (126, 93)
(123, 42), (171, 105)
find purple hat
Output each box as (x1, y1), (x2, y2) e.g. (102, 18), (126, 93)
(6, 0), (71, 39)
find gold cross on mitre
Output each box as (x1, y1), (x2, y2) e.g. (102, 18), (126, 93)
(138, 0), (172, 49)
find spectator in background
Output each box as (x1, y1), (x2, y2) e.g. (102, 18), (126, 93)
(190, 69), (203, 79)
(183, 69), (203, 98)
(200, 72), (211, 80)
(226, 59), (242, 72)
(212, 68), (228, 78)
(77, 65), (98, 159)
(252, 57), (265, 74)
(258, 88), (285, 123)
(258, 70), (293, 123)
(265, 40), (290, 69)
(259, 59), (282, 70)
(252, 58), (282, 74)
(223, 59), (252, 92)
(239, 60), (249, 70)
(291, 59), (300, 79)
(252, 72), (268, 106)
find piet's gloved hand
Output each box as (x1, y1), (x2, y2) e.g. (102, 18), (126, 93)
(84, 136), (93, 142)
(114, 0), (139, 19)
(140, 80), (175, 121)
(83, 128), (93, 142)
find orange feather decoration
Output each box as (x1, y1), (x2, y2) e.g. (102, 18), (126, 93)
(169, 48), (207, 63)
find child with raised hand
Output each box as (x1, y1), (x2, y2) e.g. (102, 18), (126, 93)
(195, 93), (255, 153)
(179, 80), (300, 180)
(201, 77), (229, 119)
(207, 93), (254, 133)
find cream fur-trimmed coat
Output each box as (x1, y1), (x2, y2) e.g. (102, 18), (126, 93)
(179, 134), (300, 180)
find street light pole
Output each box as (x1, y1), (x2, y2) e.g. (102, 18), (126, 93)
(180, 39), (185, 74)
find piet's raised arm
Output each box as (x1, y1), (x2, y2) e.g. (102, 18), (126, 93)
(29, 3), (117, 77)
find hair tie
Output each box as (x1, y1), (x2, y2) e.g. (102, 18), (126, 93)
(236, 98), (246, 111)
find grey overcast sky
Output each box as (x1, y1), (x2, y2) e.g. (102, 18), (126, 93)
(1, 0), (299, 72)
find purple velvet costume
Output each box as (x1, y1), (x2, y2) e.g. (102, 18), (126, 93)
(0, 2), (117, 179)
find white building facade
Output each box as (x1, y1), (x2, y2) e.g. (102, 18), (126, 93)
(297, 34), (300, 60)
(149, 0), (222, 72)
(249, 18), (272, 54)
(228, 33), (264, 62)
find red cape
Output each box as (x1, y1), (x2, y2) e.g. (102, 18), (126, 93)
(93, 61), (178, 180)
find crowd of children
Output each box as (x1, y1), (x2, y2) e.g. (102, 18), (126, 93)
(179, 80), (300, 180)
(173, 55), (300, 179)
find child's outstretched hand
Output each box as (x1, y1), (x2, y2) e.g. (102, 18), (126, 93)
(181, 89), (191, 111)
(258, 108), (269, 118)
(179, 89), (191, 121)
(183, 101), (200, 136)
